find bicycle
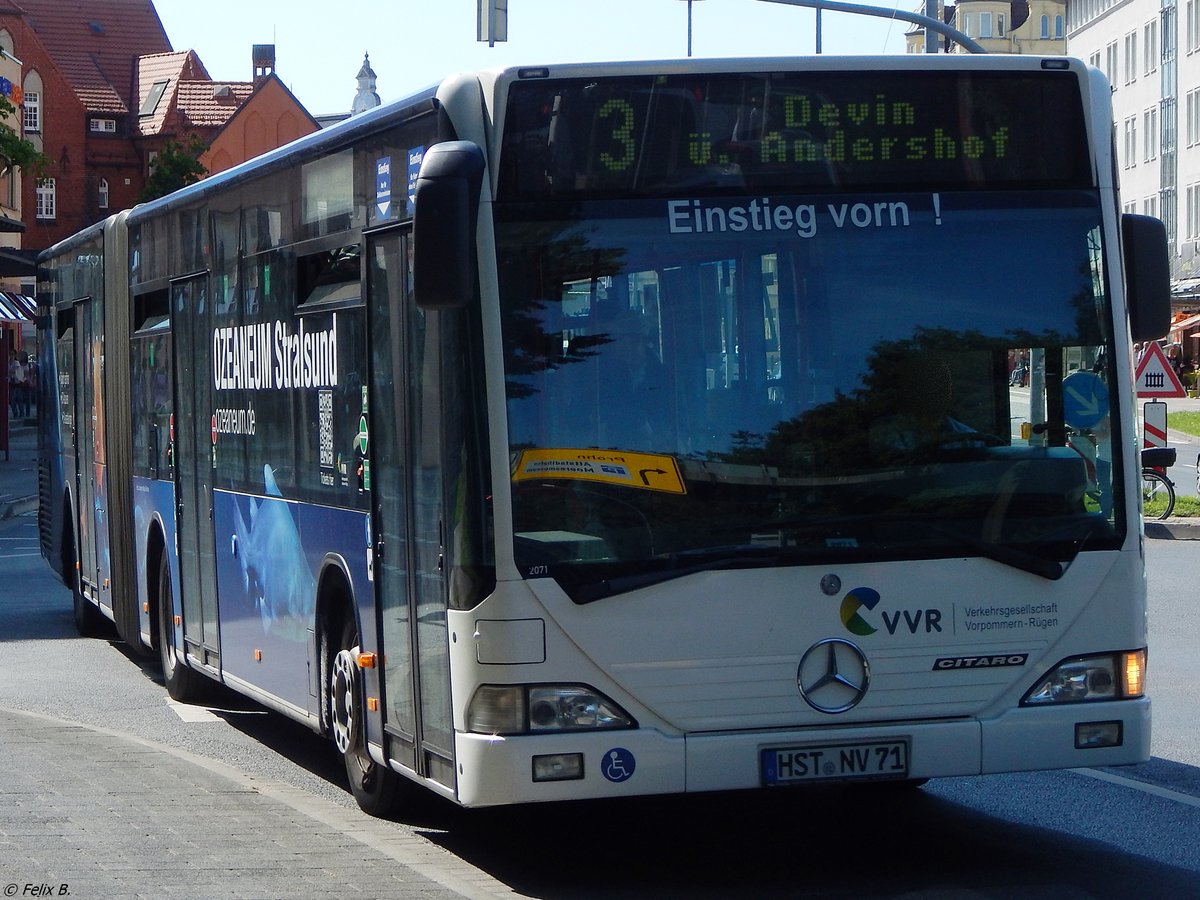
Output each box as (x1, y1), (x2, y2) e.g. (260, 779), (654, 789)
(1141, 447), (1177, 520)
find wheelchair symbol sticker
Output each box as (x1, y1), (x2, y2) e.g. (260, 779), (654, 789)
(602, 747), (636, 782)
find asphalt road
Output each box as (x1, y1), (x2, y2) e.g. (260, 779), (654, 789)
(2, 511), (1200, 898)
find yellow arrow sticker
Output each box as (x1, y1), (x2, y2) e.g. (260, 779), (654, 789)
(512, 448), (686, 494)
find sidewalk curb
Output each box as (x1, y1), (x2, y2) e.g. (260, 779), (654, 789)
(0, 704), (518, 900)
(0, 493), (36, 520)
(1144, 519), (1200, 540)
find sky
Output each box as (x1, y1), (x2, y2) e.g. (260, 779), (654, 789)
(152, 0), (911, 117)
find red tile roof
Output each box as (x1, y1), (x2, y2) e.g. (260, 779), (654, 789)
(15, 0), (172, 113)
(135, 50), (210, 136)
(175, 79), (255, 128)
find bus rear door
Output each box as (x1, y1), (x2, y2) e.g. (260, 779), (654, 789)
(72, 296), (106, 610)
(170, 273), (221, 673)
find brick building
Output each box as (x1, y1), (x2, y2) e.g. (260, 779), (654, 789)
(196, 47), (319, 177)
(0, 0), (173, 260)
(0, 0), (316, 278)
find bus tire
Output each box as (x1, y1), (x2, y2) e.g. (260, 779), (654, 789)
(66, 518), (106, 638)
(330, 615), (402, 817)
(156, 552), (208, 704)
(72, 580), (106, 637)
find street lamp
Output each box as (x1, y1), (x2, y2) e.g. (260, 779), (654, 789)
(676, 0), (706, 57)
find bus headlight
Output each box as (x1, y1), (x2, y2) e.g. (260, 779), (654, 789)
(467, 684), (636, 735)
(1022, 650), (1146, 705)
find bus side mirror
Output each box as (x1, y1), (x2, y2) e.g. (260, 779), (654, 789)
(1122, 213), (1171, 343)
(413, 141), (486, 310)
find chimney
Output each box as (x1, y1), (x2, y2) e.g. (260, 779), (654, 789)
(252, 44), (275, 85)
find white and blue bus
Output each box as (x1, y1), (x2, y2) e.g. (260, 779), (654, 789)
(38, 54), (1169, 816)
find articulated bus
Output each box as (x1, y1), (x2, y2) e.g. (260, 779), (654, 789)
(38, 54), (1169, 816)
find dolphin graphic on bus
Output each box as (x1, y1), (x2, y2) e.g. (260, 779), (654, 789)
(232, 465), (314, 642)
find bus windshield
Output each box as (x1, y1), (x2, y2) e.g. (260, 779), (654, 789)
(498, 189), (1116, 601)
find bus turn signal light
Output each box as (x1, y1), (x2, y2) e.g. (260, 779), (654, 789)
(357, 652), (377, 669)
(1123, 650), (1146, 698)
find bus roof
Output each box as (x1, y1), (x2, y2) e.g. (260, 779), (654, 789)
(124, 83), (441, 228)
(118, 54), (1093, 228)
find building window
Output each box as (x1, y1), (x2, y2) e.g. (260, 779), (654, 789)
(35, 178), (55, 219)
(1146, 20), (1160, 75)
(1187, 185), (1200, 240)
(1145, 106), (1160, 161)
(980, 12), (993, 37)
(998, 14), (1006, 36)
(139, 79), (169, 117)
(1042, 15), (1050, 38)
(90, 118), (117, 133)
(1191, 90), (1200, 146)
(98, 178), (109, 210)
(1125, 32), (1138, 83)
(1106, 42), (1119, 85)
(23, 90), (39, 133)
(1055, 15), (1064, 38)
(1124, 116), (1138, 168)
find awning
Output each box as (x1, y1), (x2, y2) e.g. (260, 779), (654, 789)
(1172, 313), (1200, 331)
(0, 291), (34, 321)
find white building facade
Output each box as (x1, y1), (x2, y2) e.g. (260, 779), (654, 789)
(1067, 0), (1200, 296)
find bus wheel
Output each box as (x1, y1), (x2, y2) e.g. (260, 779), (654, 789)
(71, 569), (106, 638)
(331, 617), (401, 817)
(67, 527), (105, 638)
(156, 553), (208, 704)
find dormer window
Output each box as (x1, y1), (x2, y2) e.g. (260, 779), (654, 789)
(140, 79), (169, 117)
(90, 118), (117, 133)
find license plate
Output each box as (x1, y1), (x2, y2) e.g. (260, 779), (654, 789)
(761, 739), (909, 785)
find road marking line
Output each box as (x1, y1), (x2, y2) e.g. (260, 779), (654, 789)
(166, 697), (221, 722)
(1073, 767), (1200, 808)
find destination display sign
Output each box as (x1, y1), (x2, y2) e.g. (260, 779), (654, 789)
(498, 69), (1090, 200)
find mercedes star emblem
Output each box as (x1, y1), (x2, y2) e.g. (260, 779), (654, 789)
(797, 638), (870, 713)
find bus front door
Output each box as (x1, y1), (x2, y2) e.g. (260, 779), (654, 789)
(170, 274), (221, 672)
(366, 228), (456, 793)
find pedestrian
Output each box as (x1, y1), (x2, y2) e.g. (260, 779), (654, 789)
(9, 351), (30, 419)
(1168, 344), (1185, 380)
(8, 355), (27, 422)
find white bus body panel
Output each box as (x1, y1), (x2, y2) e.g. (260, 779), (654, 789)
(448, 546), (1146, 807)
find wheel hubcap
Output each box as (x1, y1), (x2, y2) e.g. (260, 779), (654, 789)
(331, 648), (358, 755)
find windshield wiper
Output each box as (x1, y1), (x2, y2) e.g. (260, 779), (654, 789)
(751, 513), (1090, 580)
(567, 514), (1104, 603)
(899, 518), (1068, 580)
(570, 546), (807, 603)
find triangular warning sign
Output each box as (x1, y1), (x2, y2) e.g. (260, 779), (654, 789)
(1135, 342), (1187, 397)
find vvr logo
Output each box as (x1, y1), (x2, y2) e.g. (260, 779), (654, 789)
(840, 587), (943, 636)
(839, 587), (880, 635)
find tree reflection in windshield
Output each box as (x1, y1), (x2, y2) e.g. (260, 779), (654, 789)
(497, 192), (1120, 585)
